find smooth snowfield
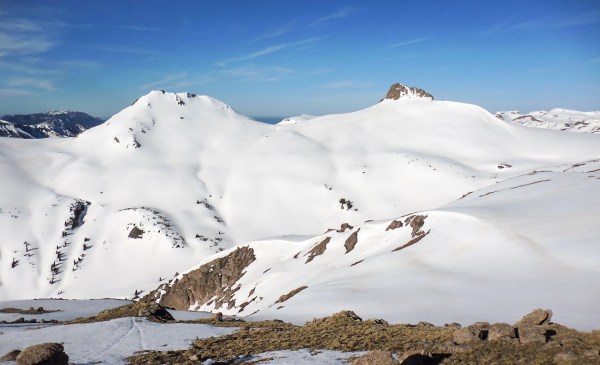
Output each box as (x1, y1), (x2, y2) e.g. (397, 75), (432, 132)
(1, 90), (599, 305)
(176, 161), (600, 330)
(0, 318), (235, 364)
(0, 299), (232, 364)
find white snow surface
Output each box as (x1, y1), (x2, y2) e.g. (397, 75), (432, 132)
(276, 114), (318, 126)
(0, 317), (235, 364)
(495, 109), (600, 133)
(0, 90), (599, 330)
(178, 160), (600, 330)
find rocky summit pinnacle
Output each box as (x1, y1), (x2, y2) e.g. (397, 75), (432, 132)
(381, 83), (434, 101)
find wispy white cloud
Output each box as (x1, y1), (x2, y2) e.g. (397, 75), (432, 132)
(222, 65), (294, 82)
(7, 77), (55, 91)
(113, 25), (162, 32)
(0, 19), (43, 32)
(0, 17), (56, 58)
(217, 38), (321, 67)
(0, 88), (33, 98)
(384, 37), (429, 49)
(137, 73), (212, 90)
(322, 80), (369, 89)
(59, 59), (102, 71)
(309, 7), (354, 27)
(482, 11), (600, 35)
(217, 44), (287, 67)
(513, 11), (600, 30)
(93, 45), (155, 55)
(253, 22), (295, 42)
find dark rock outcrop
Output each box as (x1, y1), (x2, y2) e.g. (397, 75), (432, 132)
(274, 286), (308, 304)
(137, 302), (174, 322)
(16, 343), (68, 365)
(305, 237), (331, 263)
(386, 219), (403, 231)
(147, 246), (256, 311)
(381, 83), (434, 101)
(128, 226), (144, 239)
(344, 229), (361, 253)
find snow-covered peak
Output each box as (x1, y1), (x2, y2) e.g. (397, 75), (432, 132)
(495, 108), (600, 133)
(380, 83), (434, 101)
(276, 114), (318, 126)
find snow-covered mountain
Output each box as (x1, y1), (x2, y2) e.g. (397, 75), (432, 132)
(1, 85), (599, 329)
(495, 109), (600, 133)
(149, 159), (600, 330)
(0, 111), (104, 138)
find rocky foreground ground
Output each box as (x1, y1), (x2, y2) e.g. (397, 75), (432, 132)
(3, 302), (599, 364)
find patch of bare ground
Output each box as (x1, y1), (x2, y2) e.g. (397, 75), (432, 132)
(0, 306), (58, 314)
(127, 309), (600, 365)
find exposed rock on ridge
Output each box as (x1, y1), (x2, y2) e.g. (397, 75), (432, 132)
(145, 246), (256, 311)
(381, 83), (434, 101)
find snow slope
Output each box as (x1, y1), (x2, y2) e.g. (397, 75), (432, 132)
(1, 87), (599, 305)
(156, 160), (600, 330)
(495, 109), (600, 133)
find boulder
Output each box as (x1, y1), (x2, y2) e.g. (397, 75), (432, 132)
(211, 312), (223, 321)
(488, 323), (516, 341)
(352, 350), (397, 365)
(515, 309), (552, 327)
(453, 322), (489, 345)
(16, 343), (68, 365)
(514, 309), (553, 344)
(517, 324), (547, 344)
(137, 302), (174, 322)
(0, 350), (21, 362)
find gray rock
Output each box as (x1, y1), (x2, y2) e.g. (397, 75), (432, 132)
(453, 322), (489, 345)
(515, 309), (552, 327)
(0, 350), (21, 362)
(137, 302), (174, 322)
(488, 323), (516, 341)
(517, 324), (547, 344)
(16, 343), (68, 365)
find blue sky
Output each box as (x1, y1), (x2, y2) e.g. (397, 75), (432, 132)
(0, 0), (598, 118)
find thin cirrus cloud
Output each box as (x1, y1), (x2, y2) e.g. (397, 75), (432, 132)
(482, 11), (600, 35)
(137, 73), (212, 90)
(217, 38), (321, 67)
(7, 77), (55, 91)
(309, 7), (354, 27)
(512, 11), (600, 30)
(0, 17), (56, 57)
(0, 88), (33, 98)
(222, 65), (294, 82)
(322, 80), (368, 89)
(253, 22), (295, 42)
(384, 37), (429, 49)
(92, 45), (156, 56)
(113, 25), (162, 32)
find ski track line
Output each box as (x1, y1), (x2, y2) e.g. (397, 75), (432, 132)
(99, 317), (136, 356)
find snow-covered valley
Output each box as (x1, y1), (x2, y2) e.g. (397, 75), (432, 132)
(1, 84), (599, 332)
